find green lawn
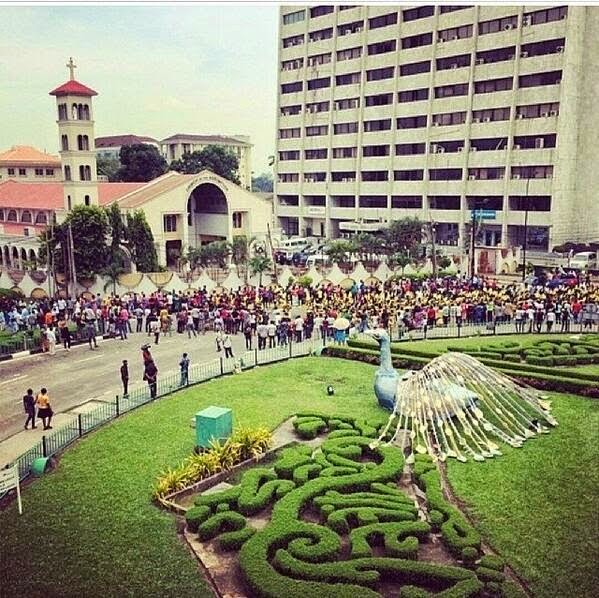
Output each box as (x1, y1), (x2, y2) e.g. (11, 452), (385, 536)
(0, 356), (596, 598)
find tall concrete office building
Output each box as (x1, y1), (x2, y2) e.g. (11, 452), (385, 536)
(274, 5), (599, 252)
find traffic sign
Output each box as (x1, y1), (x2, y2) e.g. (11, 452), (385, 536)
(471, 209), (496, 220)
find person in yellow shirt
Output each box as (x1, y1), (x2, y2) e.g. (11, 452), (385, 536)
(35, 388), (53, 430)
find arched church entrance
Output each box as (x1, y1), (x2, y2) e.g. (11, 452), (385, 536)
(187, 182), (229, 248)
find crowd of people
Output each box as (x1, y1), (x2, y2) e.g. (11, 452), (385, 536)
(2, 275), (598, 357)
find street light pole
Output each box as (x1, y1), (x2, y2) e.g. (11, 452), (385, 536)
(469, 209), (476, 279)
(521, 177), (531, 281)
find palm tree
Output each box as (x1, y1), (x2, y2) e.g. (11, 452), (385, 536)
(389, 252), (411, 276)
(102, 262), (126, 296)
(229, 235), (256, 282)
(249, 255), (272, 286)
(324, 240), (354, 265)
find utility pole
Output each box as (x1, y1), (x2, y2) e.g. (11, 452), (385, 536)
(266, 222), (279, 282)
(68, 224), (78, 298)
(521, 177), (531, 281)
(428, 221), (437, 277)
(469, 209), (477, 279)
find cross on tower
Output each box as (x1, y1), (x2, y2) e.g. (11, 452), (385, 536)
(66, 57), (77, 80)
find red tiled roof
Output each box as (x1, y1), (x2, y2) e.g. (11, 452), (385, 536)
(95, 134), (158, 148)
(161, 133), (251, 146)
(49, 79), (98, 97)
(0, 146), (60, 166)
(0, 180), (145, 210)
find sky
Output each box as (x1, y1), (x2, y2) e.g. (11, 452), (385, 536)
(0, 4), (279, 174)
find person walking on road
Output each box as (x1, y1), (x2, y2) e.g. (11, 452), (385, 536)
(36, 387), (53, 430)
(179, 352), (190, 386)
(144, 360), (158, 399)
(149, 318), (160, 345)
(185, 313), (197, 339)
(120, 359), (129, 396)
(46, 325), (57, 356)
(223, 334), (234, 359)
(58, 316), (71, 351)
(23, 388), (36, 429)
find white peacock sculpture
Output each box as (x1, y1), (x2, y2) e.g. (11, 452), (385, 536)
(366, 330), (558, 463)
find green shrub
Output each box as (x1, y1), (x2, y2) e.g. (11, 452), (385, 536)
(294, 416), (327, 439)
(461, 546), (479, 567)
(274, 447), (313, 479)
(197, 511), (247, 541)
(476, 566), (506, 583)
(349, 521), (430, 559)
(293, 463), (323, 485)
(218, 526), (255, 551)
(326, 507), (416, 534)
(479, 554), (505, 571)
(526, 356), (554, 366)
(429, 509), (444, 531)
(185, 505), (211, 533)
(574, 346), (589, 355)
(237, 468), (295, 515)
(502, 354), (521, 363)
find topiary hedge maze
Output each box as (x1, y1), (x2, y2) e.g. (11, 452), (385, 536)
(183, 413), (515, 597)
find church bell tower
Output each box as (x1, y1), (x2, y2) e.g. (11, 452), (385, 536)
(49, 58), (99, 211)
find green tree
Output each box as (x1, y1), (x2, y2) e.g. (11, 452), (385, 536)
(118, 144), (167, 182)
(389, 252), (411, 275)
(39, 205), (110, 278)
(96, 156), (121, 181)
(106, 203), (126, 257)
(251, 172), (273, 192)
(170, 145), (240, 184)
(384, 218), (423, 257)
(102, 262), (127, 296)
(126, 210), (158, 272)
(229, 235), (255, 280)
(325, 240), (354, 264)
(249, 255), (272, 286)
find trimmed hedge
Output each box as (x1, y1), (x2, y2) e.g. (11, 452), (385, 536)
(349, 521), (430, 559)
(237, 468), (296, 515)
(197, 511), (247, 541)
(185, 505), (211, 533)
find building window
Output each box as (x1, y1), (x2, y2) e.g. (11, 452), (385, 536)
(278, 195), (299, 206)
(365, 93), (393, 107)
(429, 196), (461, 210)
(64, 166), (71, 181)
(332, 195), (355, 207)
(84, 195), (91, 206)
(7, 168), (15, 176)
(332, 171), (356, 182)
(401, 32), (433, 49)
(402, 5), (434, 22)
(513, 134), (557, 150)
(466, 196), (503, 211)
(511, 165), (554, 179)
(77, 134), (90, 150)
(429, 168), (462, 181)
(35, 168), (44, 176)
(361, 170), (388, 182)
(305, 148), (328, 159)
(0, 209), (5, 220)
(336, 72), (361, 86)
(521, 38), (565, 58)
(366, 66), (395, 81)
(368, 40), (396, 55)
(359, 196), (387, 208)
(399, 60), (430, 76)
(35, 212), (48, 224)
(307, 77), (331, 90)
(61, 134), (69, 151)
(472, 107), (510, 123)
(58, 103), (68, 120)
(307, 53), (331, 67)
(19, 168), (26, 176)
(476, 46), (516, 65)
(515, 102), (559, 119)
(364, 119), (392, 132)
(304, 195), (326, 207)
(309, 27), (333, 42)
(337, 20), (364, 36)
(283, 9), (305, 25)
(278, 173), (299, 183)
(281, 81), (302, 94)
(394, 170), (424, 181)
(79, 165), (92, 181)
(310, 5), (334, 18)
(279, 127), (301, 139)
(432, 111), (467, 126)
(67, 195), (72, 210)
(440, 6), (473, 14)
(468, 167), (506, 180)
(398, 88), (429, 103)
(392, 196), (422, 209)
(478, 15), (518, 35)
(509, 196), (552, 212)
(283, 34), (304, 48)
(21, 210), (32, 223)
(280, 105), (301, 116)
(281, 58), (304, 71)
(474, 77), (513, 94)
(304, 172), (326, 183)
(334, 97), (360, 110)
(524, 6), (567, 26)
(163, 214), (177, 232)
(470, 137), (508, 151)
(519, 71), (562, 88)
(306, 125), (328, 136)
(438, 24), (473, 42)
(397, 115), (427, 129)
(332, 147), (357, 158)
(437, 54), (471, 70)
(396, 142), (426, 156)
(7, 210), (17, 221)
(45, 168), (54, 176)
(369, 12), (398, 30)
(337, 46), (361, 61)
(363, 145), (389, 157)
(334, 122), (359, 135)
(430, 140), (464, 153)
(435, 83), (469, 98)
(306, 101), (329, 114)
(232, 212), (243, 228)
(279, 150), (300, 160)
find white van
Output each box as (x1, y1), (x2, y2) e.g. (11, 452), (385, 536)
(306, 253), (331, 268)
(570, 251), (597, 271)
(276, 237), (312, 260)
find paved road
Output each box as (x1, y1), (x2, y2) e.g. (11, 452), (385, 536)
(0, 330), (248, 443)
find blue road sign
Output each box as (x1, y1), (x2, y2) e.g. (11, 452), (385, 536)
(471, 209), (496, 220)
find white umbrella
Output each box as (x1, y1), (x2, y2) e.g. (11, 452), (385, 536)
(333, 317), (350, 330)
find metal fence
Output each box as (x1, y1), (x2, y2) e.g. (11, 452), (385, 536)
(8, 338), (317, 482)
